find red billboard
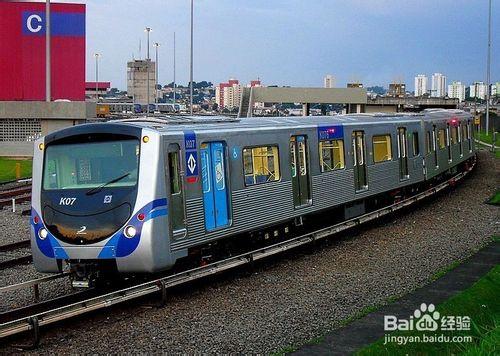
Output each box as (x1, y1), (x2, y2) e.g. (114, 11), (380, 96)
(0, 1), (85, 101)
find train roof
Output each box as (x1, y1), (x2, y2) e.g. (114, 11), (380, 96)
(105, 109), (471, 133)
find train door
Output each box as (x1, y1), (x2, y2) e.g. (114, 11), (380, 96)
(290, 136), (311, 208)
(432, 125), (438, 168)
(397, 127), (409, 180)
(200, 142), (230, 230)
(352, 131), (367, 191)
(167, 144), (186, 238)
(458, 123), (463, 157)
(446, 124), (452, 161)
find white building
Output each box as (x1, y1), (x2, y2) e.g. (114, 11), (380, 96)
(431, 73), (447, 97)
(414, 74), (428, 97)
(469, 82), (487, 100)
(324, 74), (335, 88)
(447, 81), (465, 102)
(492, 82), (500, 97)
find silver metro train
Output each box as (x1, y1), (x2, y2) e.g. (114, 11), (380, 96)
(31, 110), (475, 284)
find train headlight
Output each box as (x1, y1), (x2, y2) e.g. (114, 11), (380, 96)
(142, 136), (149, 143)
(38, 227), (48, 240)
(124, 225), (137, 238)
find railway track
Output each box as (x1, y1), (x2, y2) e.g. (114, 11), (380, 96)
(0, 158), (476, 344)
(0, 240), (32, 270)
(0, 184), (32, 209)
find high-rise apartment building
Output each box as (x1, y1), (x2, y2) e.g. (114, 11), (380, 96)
(447, 81), (465, 102)
(324, 75), (335, 88)
(127, 60), (156, 104)
(216, 79), (262, 109)
(431, 73), (447, 97)
(215, 78), (239, 109)
(414, 74), (428, 97)
(468, 81), (487, 100)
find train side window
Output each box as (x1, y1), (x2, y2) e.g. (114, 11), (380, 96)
(451, 126), (458, 145)
(243, 146), (280, 186)
(462, 123), (468, 144)
(438, 129), (446, 149)
(319, 139), (345, 172)
(426, 131), (432, 154)
(372, 134), (392, 163)
(412, 132), (420, 156)
(168, 149), (181, 194)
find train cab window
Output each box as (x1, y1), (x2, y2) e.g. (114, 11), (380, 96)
(243, 146), (280, 186)
(412, 132), (420, 156)
(438, 129), (446, 149)
(372, 134), (392, 163)
(426, 131), (432, 154)
(319, 140), (345, 172)
(43, 139), (140, 190)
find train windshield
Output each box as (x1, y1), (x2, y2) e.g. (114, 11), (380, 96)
(43, 139), (140, 190)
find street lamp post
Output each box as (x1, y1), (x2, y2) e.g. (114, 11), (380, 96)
(485, 0), (492, 135)
(94, 53), (100, 102)
(145, 27), (152, 114)
(154, 43), (160, 104)
(190, 0), (194, 115)
(173, 32), (176, 108)
(45, 0), (51, 102)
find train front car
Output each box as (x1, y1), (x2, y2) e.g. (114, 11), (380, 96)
(31, 124), (172, 286)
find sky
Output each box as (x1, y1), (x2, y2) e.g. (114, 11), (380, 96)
(75, 0), (499, 90)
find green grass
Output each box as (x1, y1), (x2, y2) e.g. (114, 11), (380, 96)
(474, 130), (500, 146)
(487, 191), (500, 206)
(357, 264), (500, 355)
(0, 157), (32, 183)
(474, 131), (500, 158)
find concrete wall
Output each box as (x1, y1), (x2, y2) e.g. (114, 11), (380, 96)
(251, 87), (367, 104)
(365, 105), (398, 113)
(0, 101), (95, 157)
(0, 101), (94, 119)
(0, 141), (33, 157)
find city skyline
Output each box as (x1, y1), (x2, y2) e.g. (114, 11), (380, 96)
(78, 0), (499, 90)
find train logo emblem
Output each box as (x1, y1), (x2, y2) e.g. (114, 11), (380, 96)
(215, 163), (223, 183)
(187, 153), (197, 174)
(76, 226), (87, 235)
(103, 195), (112, 204)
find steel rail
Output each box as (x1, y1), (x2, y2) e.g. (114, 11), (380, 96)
(0, 158), (475, 339)
(0, 256), (32, 270)
(0, 273), (70, 294)
(0, 240), (30, 253)
(0, 186), (32, 199)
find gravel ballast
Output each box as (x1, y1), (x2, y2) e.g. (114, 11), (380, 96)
(1, 150), (498, 353)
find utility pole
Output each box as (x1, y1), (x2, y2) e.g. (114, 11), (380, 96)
(485, 0), (491, 135)
(154, 43), (160, 104)
(45, 0), (51, 102)
(190, 0), (194, 115)
(94, 53), (100, 102)
(173, 32), (176, 109)
(145, 27), (152, 114)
